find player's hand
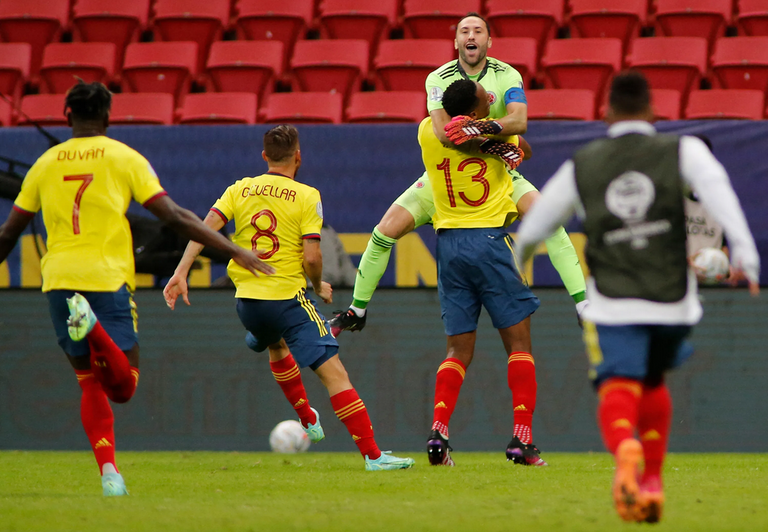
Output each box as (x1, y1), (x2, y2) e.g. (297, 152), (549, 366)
(575, 299), (590, 329)
(480, 139), (524, 170)
(163, 273), (189, 310)
(232, 248), (276, 277)
(314, 281), (333, 304)
(728, 266), (760, 296)
(444, 116), (503, 145)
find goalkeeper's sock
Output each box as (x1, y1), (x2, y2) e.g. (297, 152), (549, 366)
(351, 227), (397, 308)
(638, 381), (672, 481)
(431, 358), (466, 439)
(597, 378), (642, 454)
(76, 370), (118, 475)
(270, 354), (317, 428)
(349, 305), (366, 317)
(508, 352), (536, 444)
(544, 227), (586, 300)
(331, 388), (381, 460)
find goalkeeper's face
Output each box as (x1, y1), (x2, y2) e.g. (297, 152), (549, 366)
(455, 16), (490, 68)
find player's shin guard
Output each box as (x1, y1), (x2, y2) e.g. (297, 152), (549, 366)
(432, 358), (466, 438)
(86, 321), (132, 400)
(331, 388), (381, 460)
(351, 227), (396, 309)
(638, 381), (672, 481)
(508, 353), (537, 444)
(76, 370), (118, 475)
(270, 354), (317, 428)
(597, 378), (642, 454)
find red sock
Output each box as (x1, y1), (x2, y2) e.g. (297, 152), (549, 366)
(508, 352), (537, 444)
(597, 378), (642, 454)
(76, 370), (117, 474)
(87, 321), (132, 402)
(638, 381), (672, 482)
(270, 354), (316, 427)
(330, 388), (380, 460)
(431, 358), (466, 438)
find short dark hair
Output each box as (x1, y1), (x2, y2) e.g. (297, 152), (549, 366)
(456, 12), (491, 36)
(64, 80), (112, 122)
(442, 80), (480, 118)
(264, 124), (299, 162)
(609, 71), (651, 116)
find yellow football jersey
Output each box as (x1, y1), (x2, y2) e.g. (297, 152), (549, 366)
(211, 172), (324, 300)
(13, 136), (165, 292)
(417, 117), (517, 230)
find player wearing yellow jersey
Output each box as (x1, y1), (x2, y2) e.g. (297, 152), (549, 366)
(0, 81), (272, 496)
(163, 125), (414, 471)
(422, 80), (546, 468)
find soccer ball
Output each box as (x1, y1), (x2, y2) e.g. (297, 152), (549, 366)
(692, 247), (730, 285)
(269, 420), (310, 453)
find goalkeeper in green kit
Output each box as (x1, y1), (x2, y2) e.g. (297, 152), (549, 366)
(329, 11), (588, 336)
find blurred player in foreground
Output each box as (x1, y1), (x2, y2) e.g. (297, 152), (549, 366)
(516, 71), (760, 523)
(163, 125), (414, 471)
(0, 81), (273, 496)
(420, 79), (545, 467)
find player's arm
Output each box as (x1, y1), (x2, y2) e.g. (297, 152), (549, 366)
(303, 238), (332, 304)
(0, 208), (34, 264)
(519, 135), (532, 160)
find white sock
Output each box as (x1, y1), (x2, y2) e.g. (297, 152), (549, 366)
(101, 463), (117, 476)
(349, 305), (366, 318)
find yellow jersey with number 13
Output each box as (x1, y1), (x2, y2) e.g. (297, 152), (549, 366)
(211, 172), (324, 300)
(417, 117), (517, 230)
(13, 136), (166, 292)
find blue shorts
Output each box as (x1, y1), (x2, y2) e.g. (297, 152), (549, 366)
(47, 285), (138, 357)
(436, 227), (540, 336)
(236, 288), (338, 370)
(583, 322), (694, 387)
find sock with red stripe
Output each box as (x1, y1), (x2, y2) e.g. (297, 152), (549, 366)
(331, 388), (381, 460)
(597, 378), (642, 454)
(508, 352), (537, 444)
(87, 322), (133, 403)
(76, 370), (118, 475)
(638, 381), (672, 482)
(270, 354), (317, 428)
(431, 358), (466, 439)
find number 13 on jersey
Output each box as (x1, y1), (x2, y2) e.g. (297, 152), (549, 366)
(437, 157), (489, 208)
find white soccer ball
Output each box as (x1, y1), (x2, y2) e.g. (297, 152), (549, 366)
(269, 420), (310, 453)
(692, 247), (730, 285)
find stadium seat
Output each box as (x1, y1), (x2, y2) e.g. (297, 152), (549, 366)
(487, 38), (538, 89)
(153, 0), (230, 77)
(526, 89), (596, 120)
(654, 0), (731, 52)
(650, 89), (682, 120)
(0, 43), (32, 102)
(685, 89), (765, 119)
(178, 93), (258, 125)
(542, 38), (622, 104)
(207, 41), (283, 101)
(290, 40), (368, 102)
(346, 91), (426, 123)
(486, 0), (564, 60)
(375, 39), (455, 91)
(319, 0), (398, 63)
(19, 94), (67, 126)
(72, 0), (151, 70)
(711, 37), (768, 91)
(569, 0), (647, 54)
(737, 0), (768, 36)
(403, 0), (482, 39)
(261, 92), (343, 124)
(40, 43), (117, 94)
(0, 97), (13, 127)
(626, 37), (707, 99)
(235, 0), (314, 74)
(110, 93), (175, 125)
(122, 42), (198, 104)
(0, 0), (70, 77)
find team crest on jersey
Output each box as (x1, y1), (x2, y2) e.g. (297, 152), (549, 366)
(604, 171), (670, 249)
(416, 180), (425, 188)
(487, 91), (497, 104)
(316, 201), (324, 219)
(429, 87), (443, 102)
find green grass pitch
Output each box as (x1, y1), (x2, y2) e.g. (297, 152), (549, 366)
(0, 451), (766, 532)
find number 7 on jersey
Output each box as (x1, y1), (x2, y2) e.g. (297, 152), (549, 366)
(63, 174), (93, 235)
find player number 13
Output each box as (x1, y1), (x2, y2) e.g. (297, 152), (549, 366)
(437, 157), (489, 208)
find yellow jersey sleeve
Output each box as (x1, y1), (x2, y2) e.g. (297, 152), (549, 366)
(14, 160), (43, 214)
(300, 188), (323, 239)
(211, 182), (237, 221)
(126, 153), (165, 205)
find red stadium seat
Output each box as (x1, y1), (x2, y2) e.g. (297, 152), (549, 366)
(403, 0), (482, 39)
(235, 0), (314, 74)
(569, 0), (647, 54)
(0, 97), (13, 126)
(685, 89), (765, 119)
(526, 89), (596, 120)
(650, 89), (682, 120)
(487, 38), (538, 89)
(110, 93), (175, 125)
(40, 43), (117, 94)
(207, 41), (283, 101)
(261, 92), (343, 124)
(542, 38), (622, 104)
(346, 91), (426, 123)
(711, 37), (768, 91)
(0, 43), (32, 102)
(19, 94), (67, 126)
(290, 40), (368, 101)
(72, 0), (151, 70)
(486, 0), (564, 60)
(319, 0), (398, 63)
(626, 37), (707, 99)
(122, 42), (198, 104)
(375, 39), (455, 91)
(179, 93), (258, 125)
(0, 0), (70, 77)
(654, 0), (731, 52)
(737, 0), (768, 36)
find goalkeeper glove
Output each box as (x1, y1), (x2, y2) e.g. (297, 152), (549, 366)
(444, 116), (503, 145)
(479, 139), (523, 170)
